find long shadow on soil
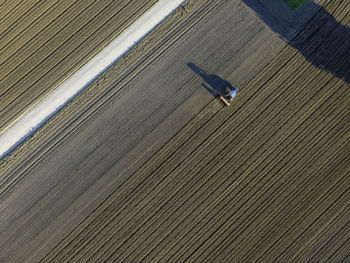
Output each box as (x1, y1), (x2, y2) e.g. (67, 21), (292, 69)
(187, 62), (234, 97)
(242, 0), (350, 83)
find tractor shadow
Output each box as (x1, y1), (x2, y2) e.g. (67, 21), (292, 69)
(241, 0), (350, 83)
(187, 62), (233, 97)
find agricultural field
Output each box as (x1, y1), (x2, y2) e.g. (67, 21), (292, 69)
(0, 0), (349, 262)
(0, 0), (158, 133)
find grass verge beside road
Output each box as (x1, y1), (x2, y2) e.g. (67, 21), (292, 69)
(285, 0), (307, 9)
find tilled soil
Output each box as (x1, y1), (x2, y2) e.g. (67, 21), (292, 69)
(0, 0), (348, 262)
(0, 0), (158, 133)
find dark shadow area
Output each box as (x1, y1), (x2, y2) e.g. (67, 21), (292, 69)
(187, 62), (234, 97)
(242, 0), (350, 83)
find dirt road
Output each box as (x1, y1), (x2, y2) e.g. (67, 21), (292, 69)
(0, 0), (348, 262)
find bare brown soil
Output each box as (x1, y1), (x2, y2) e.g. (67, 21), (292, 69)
(0, 0), (348, 262)
(0, 0), (158, 132)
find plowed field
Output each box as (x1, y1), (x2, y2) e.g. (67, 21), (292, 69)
(0, 0), (348, 262)
(0, 0), (158, 132)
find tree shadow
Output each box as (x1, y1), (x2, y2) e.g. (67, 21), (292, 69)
(242, 0), (350, 83)
(187, 62), (234, 97)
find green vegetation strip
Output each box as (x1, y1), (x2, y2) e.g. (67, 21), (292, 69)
(285, 0), (307, 9)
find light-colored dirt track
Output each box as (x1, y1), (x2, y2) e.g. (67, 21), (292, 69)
(0, 0), (158, 132)
(0, 0), (349, 262)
